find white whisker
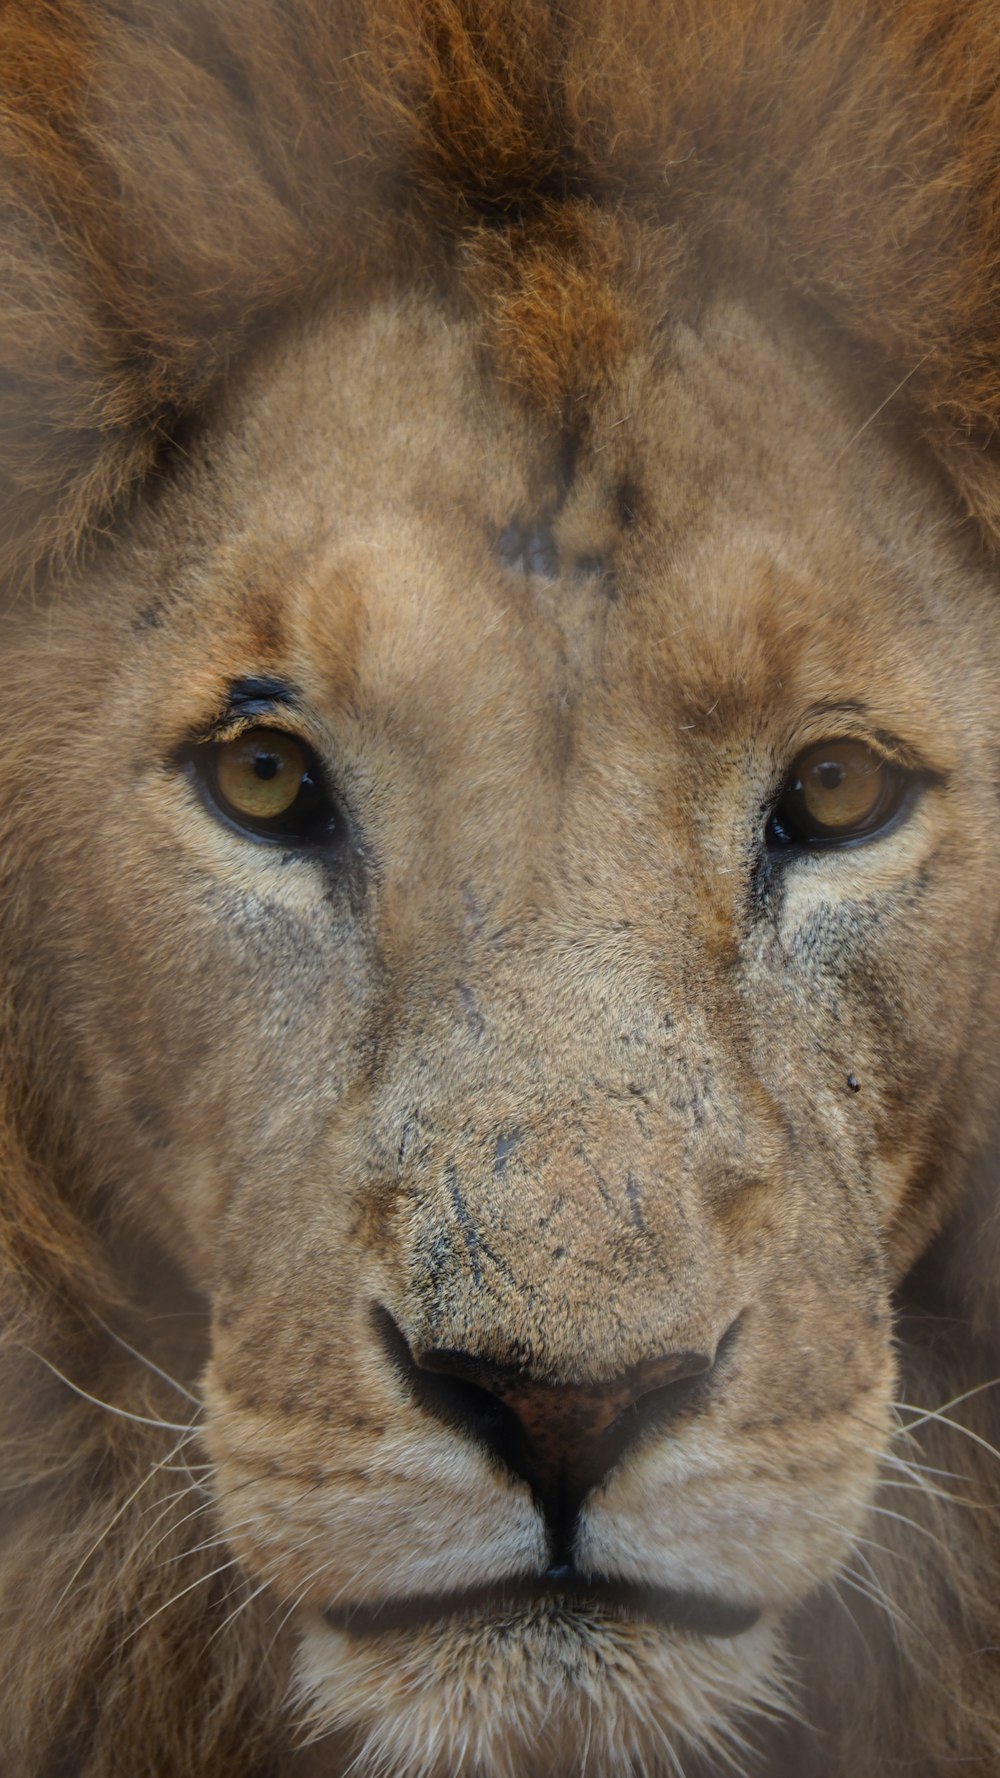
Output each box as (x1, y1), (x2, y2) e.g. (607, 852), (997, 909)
(830, 355), (928, 466)
(23, 1347), (197, 1434)
(892, 1405), (1000, 1473)
(47, 1427), (201, 1621)
(90, 1313), (204, 1409)
(201, 1574), (273, 1653)
(867, 1501), (961, 1561)
(893, 1377), (1000, 1428)
(121, 1554), (247, 1646)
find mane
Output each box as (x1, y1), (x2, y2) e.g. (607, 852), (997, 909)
(3, 0), (1000, 593)
(2, 4), (1000, 1774)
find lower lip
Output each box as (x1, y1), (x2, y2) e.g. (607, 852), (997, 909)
(323, 1571), (760, 1640)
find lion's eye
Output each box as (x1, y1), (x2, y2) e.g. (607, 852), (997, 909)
(215, 729), (312, 820)
(191, 726), (337, 845)
(769, 739), (907, 848)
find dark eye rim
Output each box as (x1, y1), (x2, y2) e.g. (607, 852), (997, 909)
(766, 740), (922, 853)
(177, 729), (346, 851)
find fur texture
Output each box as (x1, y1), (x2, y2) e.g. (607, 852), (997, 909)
(5, 0), (1000, 588)
(3, 5), (1000, 1778)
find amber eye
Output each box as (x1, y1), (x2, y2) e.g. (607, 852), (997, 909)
(191, 726), (336, 845)
(770, 739), (907, 848)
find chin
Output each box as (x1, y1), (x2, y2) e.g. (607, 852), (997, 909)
(293, 1601), (784, 1778)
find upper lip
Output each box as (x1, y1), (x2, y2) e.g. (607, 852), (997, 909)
(323, 1565), (760, 1639)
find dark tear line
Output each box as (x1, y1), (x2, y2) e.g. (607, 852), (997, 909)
(447, 1164), (484, 1286)
(625, 1171), (647, 1231)
(494, 1128), (523, 1176)
(456, 981), (486, 1041)
(578, 1145), (617, 1214)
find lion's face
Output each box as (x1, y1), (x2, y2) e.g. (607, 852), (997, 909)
(11, 293), (1000, 1776)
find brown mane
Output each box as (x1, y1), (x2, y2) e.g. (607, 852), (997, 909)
(3, 5), (1000, 1775)
(3, 0), (1000, 592)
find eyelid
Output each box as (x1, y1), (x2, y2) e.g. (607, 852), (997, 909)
(793, 707), (949, 779)
(199, 713), (286, 745)
(193, 706), (313, 750)
(184, 674), (302, 745)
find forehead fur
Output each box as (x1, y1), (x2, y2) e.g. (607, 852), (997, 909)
(3, 0), (1000, 588)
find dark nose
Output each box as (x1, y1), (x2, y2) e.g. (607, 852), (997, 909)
(374, 1307), (736, 1547)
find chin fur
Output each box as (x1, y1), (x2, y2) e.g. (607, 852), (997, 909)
(292, 1607), (786, 1778)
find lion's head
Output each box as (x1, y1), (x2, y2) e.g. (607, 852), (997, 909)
(3, 5), (1000, 1777)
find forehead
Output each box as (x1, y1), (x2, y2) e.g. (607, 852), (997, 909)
(168, 293), (987, 764)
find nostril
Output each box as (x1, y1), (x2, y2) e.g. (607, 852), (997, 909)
(597, 1368), (707, 1475)
(608, 1315), (743, 1452)
(371, 1304), (530, 1467)
(610, 1351), (714, 1444)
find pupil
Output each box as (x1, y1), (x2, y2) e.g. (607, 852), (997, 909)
(253, 753), (280, 781)
(817, 762), (845, 790)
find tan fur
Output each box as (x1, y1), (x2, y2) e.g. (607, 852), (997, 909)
(3, 6), (1000, 1777)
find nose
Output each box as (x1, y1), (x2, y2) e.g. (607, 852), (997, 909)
(375, 1307), (735, 1548)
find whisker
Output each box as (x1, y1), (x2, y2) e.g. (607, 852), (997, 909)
(47, 1427), (201, 1622)
(848, 1427), (975, 1489)
(138, 1493), (219, 1559)
(90, 1313), (204, 1409)
(200, 1574), (273, 1653)
(266, 1556), (341, 1655)
(157, 1516), (266, 1566)
(892, 1378), (1000, 1428)
(22, 1348), (197, 1435)
(120, 1554), (246, 1646)
(891, 1405), (1000, 1473)
(877, 1475), (986, 1510)
(835, 1566), (915, 1646)
(819, 1566), (878, 1665)
(830, 355), (928, 466)
(140, 1463), (278, 1558)
(798, 1505), (912, 1570)
(867, 1501), (963, 1561)
(880, 1443), (971, 1482)
(843, 1558), (905, 1655)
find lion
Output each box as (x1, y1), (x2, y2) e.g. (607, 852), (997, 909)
(3, 2), (1000, 1775)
